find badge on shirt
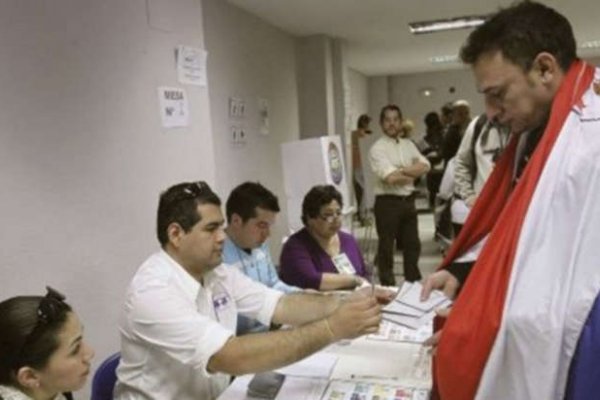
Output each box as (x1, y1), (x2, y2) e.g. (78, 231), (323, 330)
(331, 253), (357, 275)
(212, 293), (230, 313)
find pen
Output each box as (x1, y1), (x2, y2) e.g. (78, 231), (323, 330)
(350, 374), (400, 381)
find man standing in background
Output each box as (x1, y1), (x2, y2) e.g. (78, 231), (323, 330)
(369, 104), (430, 286)
(351, 114), (373, 225)
(441, 100), (472, 165)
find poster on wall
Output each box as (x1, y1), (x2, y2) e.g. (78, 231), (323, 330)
(258, 97), (270, 135)
(176, 45), (207, 86)
(326, 141), (343, 185)
(158, 86), (189, 128)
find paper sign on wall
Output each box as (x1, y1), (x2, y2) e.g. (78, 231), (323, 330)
(258, 97), (269, 135)
(158, 86), (189, 128)
(176, 45), (207, 86)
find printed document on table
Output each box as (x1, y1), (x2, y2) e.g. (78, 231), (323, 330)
(216, 375), (329, 400)
(368, 320), (432, 343)
(320, 380), (429, 400)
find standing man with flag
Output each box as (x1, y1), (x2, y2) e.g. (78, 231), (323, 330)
(421, 2), (600, 399)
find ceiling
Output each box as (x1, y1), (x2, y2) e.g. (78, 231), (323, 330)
(226, 0), (600, 76)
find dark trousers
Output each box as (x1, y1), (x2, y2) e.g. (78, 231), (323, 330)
(353, 178), (364, 219)
(426, 171), (443, 210)
(374, 195), (422, 286)
(453, 223), (463, 237)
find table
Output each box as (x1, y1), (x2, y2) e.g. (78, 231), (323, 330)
(218, 321), (432, 400)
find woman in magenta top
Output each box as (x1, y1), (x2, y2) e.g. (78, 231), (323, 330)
(280, 185), (369, 290)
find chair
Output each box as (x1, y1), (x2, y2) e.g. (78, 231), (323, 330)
(91, 353), (120, 400)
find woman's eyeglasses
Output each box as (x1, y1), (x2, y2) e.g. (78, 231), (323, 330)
(319, 210), (343, 223)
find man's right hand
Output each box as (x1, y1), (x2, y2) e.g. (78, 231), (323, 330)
(423, 307), (451, 356)
(421, 270), (460, 301)
(466, 195), (477, 208)
(327, 295), (381, 340)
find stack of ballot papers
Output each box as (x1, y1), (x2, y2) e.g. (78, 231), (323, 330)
(367, 319), (433, 343)
(381, 282), (451, 329)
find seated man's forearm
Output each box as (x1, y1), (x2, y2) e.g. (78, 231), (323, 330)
(319, 273), (360, 291)
(208, 319), (333, 375)
(209, 293), (382, 376)
(272, 292), (339, 326)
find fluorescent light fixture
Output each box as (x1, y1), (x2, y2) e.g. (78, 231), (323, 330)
(429, 55), (459, 64)
(580, 40), (600, 49)
(409, 15), (488, 35)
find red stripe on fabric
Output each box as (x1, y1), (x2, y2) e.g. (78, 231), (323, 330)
(435, 60), (595, 400)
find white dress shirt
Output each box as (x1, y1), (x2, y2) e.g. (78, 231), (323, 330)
(369, 135), (430, 196)
(0, 385), (66, 400)
(114, 250), (283, 400)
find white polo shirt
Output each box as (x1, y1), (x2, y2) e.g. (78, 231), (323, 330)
(114, 250), (283, 400)
(369, 135), (430, 196)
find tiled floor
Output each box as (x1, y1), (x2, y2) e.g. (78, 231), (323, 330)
(351, 208), (444, 285)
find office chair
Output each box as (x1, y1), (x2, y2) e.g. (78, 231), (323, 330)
(91, 352), (120, 400)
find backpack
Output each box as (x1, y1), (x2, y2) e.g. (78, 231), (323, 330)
(469, 113), (488, 183)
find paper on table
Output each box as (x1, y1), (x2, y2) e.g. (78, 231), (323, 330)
(276, 376), (329, 399)
(216, 375), (329, 400)
(368, 320), (433, 343)
(383, 309), (436, 330)
(275, 352), (338, 378)
(321, 379), (430, 400)
(395, 282), (448, 312)
(382, 301), (423, 317)
(383, 299), (451, 330)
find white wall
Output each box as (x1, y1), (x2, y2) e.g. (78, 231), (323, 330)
(389, 68), (480, 141)
(0, 0), (215, 395)
(296, 35), (334, 139)
(345, 68), (369, 206)
(368, 76), (391, 133)
(385, 55), (600, 139)
(202, 0), (300, 256)
(347, 69), (370, 122)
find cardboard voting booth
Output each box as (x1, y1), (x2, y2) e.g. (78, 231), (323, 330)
(281, 136), (351, 233)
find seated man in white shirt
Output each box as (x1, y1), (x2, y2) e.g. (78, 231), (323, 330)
(115, 181), (386, 400)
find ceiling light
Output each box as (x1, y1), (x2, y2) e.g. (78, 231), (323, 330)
(420, 87), (434, 97)
(580, 40), (600, 49)
(429, 55), (459, 64)
(409, 15), (489, 35)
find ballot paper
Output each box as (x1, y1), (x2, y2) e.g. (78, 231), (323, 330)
(382, 301), (423, 317)
(368, 320), (433, 343)
(383, 310), (437, 330)
(381, 282), (451, 330)
(394, 282), (448, 312)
